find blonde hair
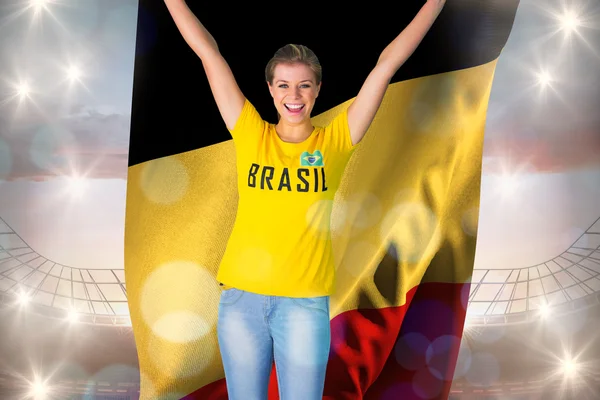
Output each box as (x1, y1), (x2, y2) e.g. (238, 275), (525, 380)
(265, 44), (322, 84)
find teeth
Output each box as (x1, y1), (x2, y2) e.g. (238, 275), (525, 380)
(285, 104), (303, 110)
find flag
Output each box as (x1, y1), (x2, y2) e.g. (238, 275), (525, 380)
(124, 1), (521, 398)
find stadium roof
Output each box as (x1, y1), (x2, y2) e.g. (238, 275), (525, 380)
(1, 215), (598, 327)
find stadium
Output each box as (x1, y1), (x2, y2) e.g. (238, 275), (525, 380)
(1, 0), (599, 399)
(1, 215), (599, 399)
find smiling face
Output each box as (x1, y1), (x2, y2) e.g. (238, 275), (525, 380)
(268, 62), (321, 125)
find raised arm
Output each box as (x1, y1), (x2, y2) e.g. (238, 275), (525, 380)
(347, 0), (446, 145)
(164, 0), (245, 130)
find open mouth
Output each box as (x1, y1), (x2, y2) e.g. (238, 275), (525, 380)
(284, 104), (305, 112)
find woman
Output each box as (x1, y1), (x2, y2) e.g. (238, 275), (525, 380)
(163, 1), (446, 399)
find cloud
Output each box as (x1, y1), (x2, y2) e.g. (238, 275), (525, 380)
(0, 106), (130, 181)
(483, 128), (600, 174)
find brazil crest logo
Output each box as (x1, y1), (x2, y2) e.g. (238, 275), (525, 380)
(300, 150), (324, 166)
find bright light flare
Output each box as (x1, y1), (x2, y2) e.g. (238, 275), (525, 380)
(67, 65), (81, 82)
(497, 172), (520, 197)
(491, 159), (534, 202)
(538, 303), (551, 319)
(18, 0), (67, 36)
(559, 11), (580, 34)
(561, 358), (579, 377)
(59, 61), (91, 90)
(538, 2), (600, 59)
(66, 175), (88, 198)
(18, 291), (30, 306)
(67, 308), (79, 323)
(537, 70), (552, 87)
(16, 82), (30, 98)
(30, 0), (49, 13)
(463, 316), (472, 331)
(2, 79), (42, 113)
(29, 379), (49, 399)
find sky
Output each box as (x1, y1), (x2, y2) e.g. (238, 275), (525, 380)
(0, 0), (137, 181)
(0, 0), (137, 269)
(0, 0), (598, 271)
(476, 0), (600, 269)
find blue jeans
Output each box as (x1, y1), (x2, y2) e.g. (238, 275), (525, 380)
(217, 287), (331, 400)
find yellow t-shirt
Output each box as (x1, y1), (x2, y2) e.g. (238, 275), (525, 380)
(216, 99), (357, 297)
